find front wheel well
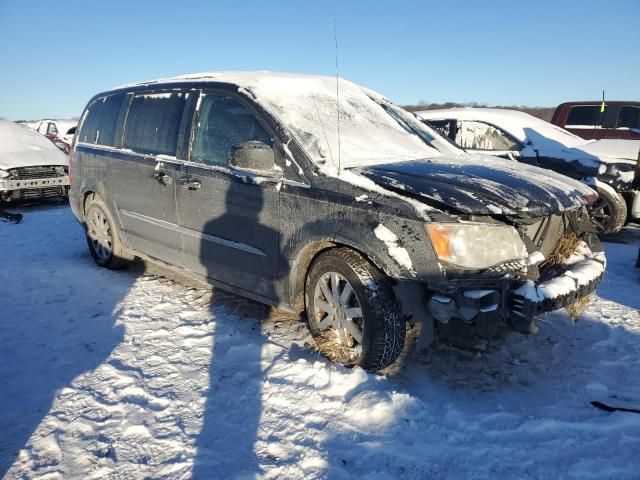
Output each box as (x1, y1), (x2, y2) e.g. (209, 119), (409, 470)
(289, 241), (392, 313)
(82, 191), (96, 216)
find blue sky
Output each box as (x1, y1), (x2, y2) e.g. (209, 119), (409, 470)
(1, 0), (638, 120)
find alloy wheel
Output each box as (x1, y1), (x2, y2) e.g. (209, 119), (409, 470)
(589, 196), (612, 232)
(87, 207), (113, 262)
(313, 271), (364, 360)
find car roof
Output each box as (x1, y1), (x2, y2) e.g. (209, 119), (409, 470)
(89, 70), (379, 111)
(116, 71), (338, 89)
(416, 107), (537, 123)
(556, 101), (640, 107)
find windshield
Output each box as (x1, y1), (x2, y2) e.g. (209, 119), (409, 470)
(371, 96), (463, 155)
(244, 74), (443, 168)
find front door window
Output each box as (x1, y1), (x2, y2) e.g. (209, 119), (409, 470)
(191, 94), (273, 167)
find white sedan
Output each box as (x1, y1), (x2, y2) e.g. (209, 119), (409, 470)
(418, 108), (640, 234)
(0, 120), (70, 203)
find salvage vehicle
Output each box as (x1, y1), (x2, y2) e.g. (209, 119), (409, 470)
(552, 101), (640, 140)
(35, 119), (78, 154)
(0, 120), (70, 203)
(418, 108), (640, 234)
(69, 72), (606, 371)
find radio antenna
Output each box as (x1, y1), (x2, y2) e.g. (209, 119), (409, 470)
(334, 12), (342, 173)
(594, 89), (606, 137)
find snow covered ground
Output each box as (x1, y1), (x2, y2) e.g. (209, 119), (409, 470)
(1, 205), (639, 479)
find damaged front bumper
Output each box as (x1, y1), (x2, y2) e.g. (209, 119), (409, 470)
(0, 176), (70, 203)
(426, 239), (605, 337)
(0, 176), (70, 192)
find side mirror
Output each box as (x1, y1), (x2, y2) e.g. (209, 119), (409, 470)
(229, 141), (280, 177)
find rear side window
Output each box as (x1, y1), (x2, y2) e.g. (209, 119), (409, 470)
(565, 105), (602, 127)
(79, 94), (125, 146)
(616, 106), (640, 130)
(191, 94), (272, 167)
(456, 121), (521, 151)
(123, 92), (187, 156)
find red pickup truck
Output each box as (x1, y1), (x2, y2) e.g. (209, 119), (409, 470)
(552, 101), (640, 140)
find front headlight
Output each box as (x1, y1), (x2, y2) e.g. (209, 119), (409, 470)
(54, 166), (65, 175)
(0, 169), (9, 179)
(427, 222), (527, 269)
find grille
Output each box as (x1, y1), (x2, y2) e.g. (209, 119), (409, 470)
(11, 166), (62, 180)
(519, 215), (565, 259)
(19, 187), (64, 199)
(489, 260), (527, 276)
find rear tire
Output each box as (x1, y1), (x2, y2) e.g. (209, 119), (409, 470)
(305, 248), (405, 371)
(85, 196), (133, 269)
(589, 186), (627, 235)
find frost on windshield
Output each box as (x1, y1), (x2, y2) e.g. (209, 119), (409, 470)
(246, 76), (441, 170)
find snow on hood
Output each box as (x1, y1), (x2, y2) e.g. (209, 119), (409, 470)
(578, 139), (640, 163)
(0, 120), (68, 170)
(119, 71), (443, 169)
(352, 153), (595, 217)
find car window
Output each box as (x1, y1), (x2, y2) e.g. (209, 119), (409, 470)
(191, 94), (272, 167)
(565, 105), (602, 127)
(456, 120), (521, 151)
(123, 92), (187, 156)
(79, 93), (126, 146)
(616, 106), (640, 130)
(425, 119), (457, 142)
(47, 123), (58, 135)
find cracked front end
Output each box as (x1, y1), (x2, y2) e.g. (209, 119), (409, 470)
(0, 166), (69, 202)
(423, 207), (605, 346)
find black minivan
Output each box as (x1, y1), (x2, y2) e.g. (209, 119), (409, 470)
(70, 72), (606, 371)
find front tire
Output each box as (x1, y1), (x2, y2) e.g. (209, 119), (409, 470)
(589, 186), (627, 235)
(305, 248), (405, 371)
(85, 197), (132, 269)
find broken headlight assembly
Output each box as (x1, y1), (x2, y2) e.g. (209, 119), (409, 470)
(426, 223), (527, 270)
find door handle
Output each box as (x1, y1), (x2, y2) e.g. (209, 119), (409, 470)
(180, 177), (201, 190)
(153, 172), (173, 185)
(153, 161), (172, 185)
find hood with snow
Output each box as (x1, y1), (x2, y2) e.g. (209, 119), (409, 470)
(0, 120), (68, 170)
(351, 153), (595, 218)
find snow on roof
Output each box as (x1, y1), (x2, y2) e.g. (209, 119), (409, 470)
(116, 71), (442, 169)
(417, 107), (587, 148)
(117, 70), (332, 88)
(0, 120), (68, 170)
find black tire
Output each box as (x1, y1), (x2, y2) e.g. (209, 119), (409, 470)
(589, 186), (627, 235)
(85, 196), (133, 269)
(305, 248), (405, 371)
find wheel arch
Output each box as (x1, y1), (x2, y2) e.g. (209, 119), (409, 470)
(288, 239), (397, 313)
(82, 190), (96, 215)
